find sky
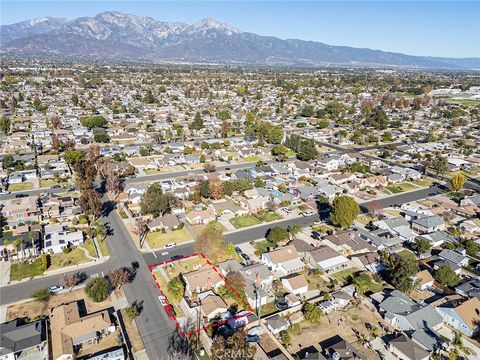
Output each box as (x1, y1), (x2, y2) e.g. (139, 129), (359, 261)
(1, 1), (479, 58)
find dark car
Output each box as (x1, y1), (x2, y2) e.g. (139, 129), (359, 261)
(246, 334), (260, 343)
(171, 255), (184, 261)
(164, 304), (176, 320)
(217, 324), (234, 336)
(311, 231), (320, 239)
(241, 253), (251, 261)
(235, 246), (242, 254)
(275, 297), (289, 311)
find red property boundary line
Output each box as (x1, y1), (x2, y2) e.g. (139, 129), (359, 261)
(148, 253), (254, 337)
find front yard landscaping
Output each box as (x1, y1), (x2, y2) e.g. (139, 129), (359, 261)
(49, 247), (90, 270)
(398, 249), (417, 261)
(330, 268), (359, 285)
(81, 239), (97, 257)
(254, 240), (277, 255)
(146, 228), (192, 249)
(8, 182), (34, 191)
(254, 210), (282, 223)
(10, 259), (44, 281)
(230, 215), (261, 229)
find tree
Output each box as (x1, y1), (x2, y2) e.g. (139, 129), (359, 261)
(329, 196), (360, 229)
(287, 224), (302, 240)
(433, 154), (449, 178)
(81, 115), (107, 129)
(107, 267), (131, 289)
(297, 139), (318, 161)
(352, 273), (373, 294)
(204, 163), (216, 173)
(32, 288), (51, 302)
(125, 303), (141, 321)
(303, 302), (322, 323)
(384, 255), (418, 293)
(64, 149), (85, 166)
(189, 112), (204, 131)
(208, 178), (224, 200)
(168, 276), (185, 301)
(451, 331), (476, 357)
(0, 115), (11, 134)
(225, 271), (246, 293)
(280, 331), (291, 346)
(140, 183), (179, 217)
(106, 172), (122, 197)
(211, 329), (255, 360)
(435, 265), (459, 287)
(450, 172), (465, 192)
(60, 273), (82, 291)
(50, 115), (62, 130)
(194, 223), (227, 262)
(267, 227), (289, 244)
(411, 237), (431, 255)
(85, 277), (110, 302)
(2, 155), (14, 169)
(220, 120), (229, 138)
(41, 254), (50, 271)
(317, 119), (330, 129)
(80, 189), (102, 221)
(300, 105), (315, 117)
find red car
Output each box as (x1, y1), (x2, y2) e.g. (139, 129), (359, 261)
(164, 304), (176, 320)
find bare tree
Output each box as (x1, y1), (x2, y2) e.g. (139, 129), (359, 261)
(106, 172), (122, 198)
(107, 267), (131, 290)
(60, 273), (82, 292)
(135, 218), (147, 248)
(203, 163), (216, 173)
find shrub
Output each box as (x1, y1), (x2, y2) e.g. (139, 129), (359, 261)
(85, 277), (110, 302)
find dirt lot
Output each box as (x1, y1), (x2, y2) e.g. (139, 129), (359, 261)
(7, 288), (113, 322)
(121, 308), (145, 352)
(287, 301), (393, 359)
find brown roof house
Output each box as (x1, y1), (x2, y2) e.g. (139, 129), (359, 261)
(182, 264), (225, 297)
(436, 297), (480, 337)
(198, 292), (228, 321)
(281, 273), (309, 296)
(185, 206), (216, 225)
(49, 301), (115, 360)
(260, 245), (305, 276)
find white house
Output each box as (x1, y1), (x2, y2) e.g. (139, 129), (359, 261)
(44, 230), (84, 254)
(281, 274), (309, 296)
(261, 245), (304, 276)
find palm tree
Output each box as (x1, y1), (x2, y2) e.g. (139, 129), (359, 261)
(28, 231), (37, 256)
(13, 238), (24, 259)
(287, 224), (302, 240)
(451, 331), (475, 357)
(94, 221), (107, 241)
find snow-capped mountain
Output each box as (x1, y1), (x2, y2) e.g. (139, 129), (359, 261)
(1, 11), (479, 70)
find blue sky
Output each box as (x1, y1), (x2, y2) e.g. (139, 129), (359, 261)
(2, 1), (479, 58)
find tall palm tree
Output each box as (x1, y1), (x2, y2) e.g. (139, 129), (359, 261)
(451, 331), (475, 357)
(287, 224), (302, 240)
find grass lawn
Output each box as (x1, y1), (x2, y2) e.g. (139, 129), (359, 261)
(10, 259), (44, 281)
(259, 302), (277, 317)
(8, 182), (34, 191)
(446, 99), (480, 107)
(286, 150), (295, 157)
(238, 156), (262, 163)
(118, 208), (129, 219)
(144, 169), (162, 175)
(356, 214), (376, 225)
(414, 178), (435, 188)
(386, 182), (417, 194)
(49, 248), (90, 270)
(98, 240), (109, 257)
(254, 240), (277, 255)
(230, 215), (261, 229)
(81, 239), (97, 258)
(146, 228), (192, 249)
(301, 269), (327, 291)
(398, 249), (417, 261)
(191, 221), (226, 237)
(330, 268), (359, 285)
(40, 179), (59, 188)
(254, 211), (282, 223)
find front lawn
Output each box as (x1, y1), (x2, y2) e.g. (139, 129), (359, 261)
(238, 156), (262, 163)
(146, 228), (192, 249)
(98, 240), (109, 257)
(8, 182), (34, 191)
(191, 221), (226, 237)
(254, 211), (282, 223)
(81, 239), (97, 258)
(144, 169), (162, 175)
(398, 249), (417, 261)
(254, 240), (277, 255)
(10, 259), (44, 281)
(118, 208), (129, 219)
(49, 248), (90, 270)
(230, 215), (261, 229)
(330, 268), (359, 285)
(40, 179), (59, 188)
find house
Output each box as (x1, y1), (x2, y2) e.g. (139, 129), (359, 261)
(323, 231), (373, 256)
(281, 274), (309, 296)
(332, 285), (355, 308)
(1, 196), (40, 226)
(308, 246), (350, 274)
(185, 207), (216, 225)
(0, 319), (47, 360)
(324, 337), (366, 360)
(455, 279), (480, 298)
(198, 293), (228, 321)
(239, 195), (270, 213)
(460, 218), (480, 233)
(436, 297), (480, 337)
(182, 264), (225, 297)
(437, 249), (469, 267)
(49, 301), (116, 360)
(43, 226), (84, 254)
(212, 200), (247, 216)
(374, 217), (418, 242)
(147, 214), (181, 232)
(389, 333), (429, 360)
(265, 314), (289, 334)
(261, 245), (304, 276)
(411, 215), (445, 234)
(415, 270), (434, 291)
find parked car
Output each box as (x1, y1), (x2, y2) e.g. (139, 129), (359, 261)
(48, 285), (64, 294)
(275, 297), (289, 311)
(0, 191), (10, 196)
(235, 246), (242, 253)
(241, 253), (251, 262)
(164, 304), (176, 320)
(163, 242), (177, 250)
(246, 334), (260, 343)
(171, 255), (183, 261)
(158, 295), (168, 306)
(311, 231), (320, 240)
(302, 211), (314, 217)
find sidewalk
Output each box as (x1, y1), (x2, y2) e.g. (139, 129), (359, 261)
(0, 261), (11, 287)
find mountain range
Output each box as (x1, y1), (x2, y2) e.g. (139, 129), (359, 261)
(1, 11), (479, 70)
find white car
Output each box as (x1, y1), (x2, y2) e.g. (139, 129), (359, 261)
(48, 285), (64, 294)
(163, 243), (177, 250)
(312, 221), (321, 226)
(158, 295), (168, 306)
(282, 207), (292, 213)
(161, 251), (169, 256)
(0, 191), (10, 196)
(302, 211), (314, 217)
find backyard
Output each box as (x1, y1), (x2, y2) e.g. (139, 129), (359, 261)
(146, 228), (192, 249)
(330, 268), (359, 285)
(397, 249), (417, 261)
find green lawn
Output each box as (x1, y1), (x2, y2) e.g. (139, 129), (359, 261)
(10, 259), (44, 281)
(254, 240), (277, 255)
(81, 239), (97, 258)
(144, 169), (162, 175)
(192, 221), (226, 236)
(118, 208), (129, 219)
(414, 178), (435, 188)
(398, 249), (417, 261)
(385, 182), (417, 194)
(238, 156), (262, 163)
(40, 179), (59, 188)
(356, 214), (376, 225)
(98, 240), (109, 257)
(259, 302), (277, 317)
(446, 99), (480, 107)
(49, 248), (90, 270)
(230, 215), (261, 229)
(146, 228), (192, 249)
(8, 182), (34, 191)
(254, 211), (282, 223)
(330, 268), (359, 285)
